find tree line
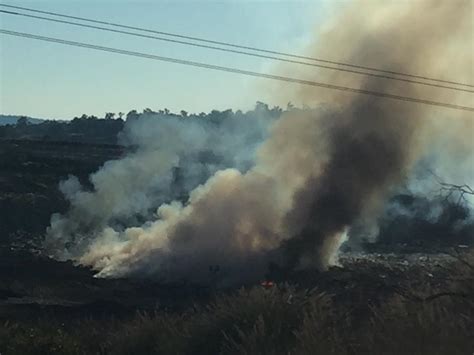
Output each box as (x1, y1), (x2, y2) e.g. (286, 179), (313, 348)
(0, 102), (284, 145)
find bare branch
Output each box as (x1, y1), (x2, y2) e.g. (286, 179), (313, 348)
(428, 169), (474, 205)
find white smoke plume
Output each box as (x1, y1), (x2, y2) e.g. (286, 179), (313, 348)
(46, 109), (278, 259)
(45, 0), (472, 283)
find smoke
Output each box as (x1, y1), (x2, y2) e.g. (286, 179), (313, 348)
(45, 109), (278, 258)
(45, 0), (472, 282)
(275, 0), (472, 267)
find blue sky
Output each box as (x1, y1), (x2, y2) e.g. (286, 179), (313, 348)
(0, 0), (329, 119)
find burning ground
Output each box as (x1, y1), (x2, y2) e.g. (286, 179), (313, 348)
(0, 0), (473, 353)
(44, 0), (473, 283)
(0, 112), (473, 354)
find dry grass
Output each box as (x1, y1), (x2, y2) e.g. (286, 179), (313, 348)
(1, 253), (473, 355)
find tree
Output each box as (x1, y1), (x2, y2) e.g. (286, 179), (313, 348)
(143, 108), (155, 114)
(255, 101), (269, 112)
(126, 110), (139, 122)
(270, 106), (283, 117)
(430, 170), (474, 205)
(16, 116), (29, 128)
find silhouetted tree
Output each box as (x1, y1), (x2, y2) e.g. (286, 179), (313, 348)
(16, 116), (29, 128)
(126, 110), (139, 122)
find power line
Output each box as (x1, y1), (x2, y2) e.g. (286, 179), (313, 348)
(1, 9), (472, 94)
(1, 3), (472, 89)
(1, 29), (472, 113)
(1, 10), (472, 94)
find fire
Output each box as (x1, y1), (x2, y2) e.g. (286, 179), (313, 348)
(260, 280), (275, 289)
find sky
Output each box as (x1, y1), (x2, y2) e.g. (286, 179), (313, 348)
(0, 0), (330, 120)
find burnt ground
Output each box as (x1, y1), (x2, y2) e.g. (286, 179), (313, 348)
(0, 139), (124, 245)
(0, 139), (472, 329)
(0, 139), (213, 321)
(1, 245), (470, 318)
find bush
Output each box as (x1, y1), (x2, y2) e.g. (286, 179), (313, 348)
(1, 273), (472, 354)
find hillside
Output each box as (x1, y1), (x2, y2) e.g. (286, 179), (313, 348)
(0, 115), (44, 126)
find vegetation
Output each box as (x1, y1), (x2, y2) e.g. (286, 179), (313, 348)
(1, 250), (472, 355)
(1, 284), (472, 354)
(0, 102), (283, 145)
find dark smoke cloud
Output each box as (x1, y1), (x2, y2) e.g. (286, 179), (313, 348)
(274, 0), (472, 269)
(282, 100), (422, 269)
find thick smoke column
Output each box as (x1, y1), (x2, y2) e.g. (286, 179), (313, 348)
(282, 103), (421, 269)
(275, 0), (472, 268)
(45, 0), (472, 282)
